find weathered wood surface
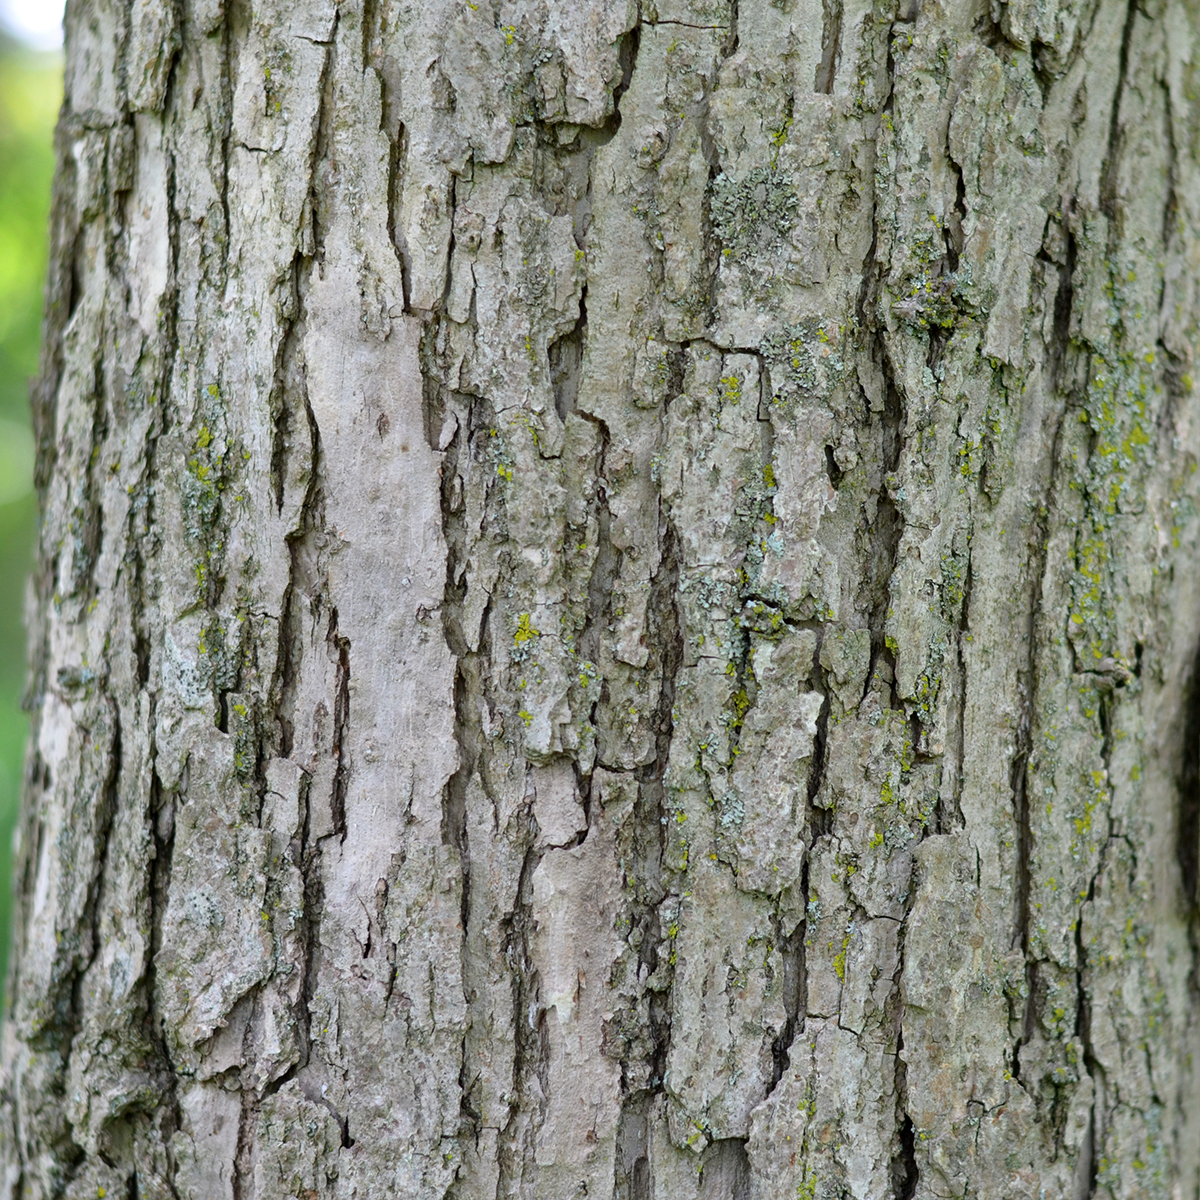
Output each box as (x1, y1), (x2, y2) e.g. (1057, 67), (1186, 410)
(4, 0), (1200, 1196)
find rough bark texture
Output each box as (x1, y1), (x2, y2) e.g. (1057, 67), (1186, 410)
(4, 0), (1200, 1196)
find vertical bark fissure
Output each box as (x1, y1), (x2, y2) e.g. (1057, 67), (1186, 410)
(815, 0), (843, 95)
(1010, 398), (1069, 1084)
(769, 903), (806, 1086)
(854, 23), (904, 702)
(1060, 11), (1136, 1174)
(579, 422), (621, 691)
(637, 506), (685, 1100)
(495, 833), (544, 1200)
(1181, 649), (1200, 913)
(1009, 180), (1078, 1085)
(307, 17), (338, 264)
(217, 0), (243, 287)
(1073, 866), (1102, 1199)
(386, 121), (411, 313)
(947, 558), (972, 832)
(723, 0), (739, 60)
(892, 1089), (918, 1200)
(268, 262), (303, 517)
(327, 609), (351, 842)
(804, 674), (833, 842)
(436, 406), (481, 1157)
(145, 756), (184, 1196)
(1099, 0), (1137, 226)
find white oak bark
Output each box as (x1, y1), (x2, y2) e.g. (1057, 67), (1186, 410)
(3, 0), (1200, 1197)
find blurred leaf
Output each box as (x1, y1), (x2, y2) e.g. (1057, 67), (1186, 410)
(0, 40), (59, 420)
(0, 37), (59, 1005)
(0, 418), (32, 504)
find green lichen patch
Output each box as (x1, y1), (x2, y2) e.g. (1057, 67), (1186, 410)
(761, 318), (848, 405)
(710, 166), (799, 260)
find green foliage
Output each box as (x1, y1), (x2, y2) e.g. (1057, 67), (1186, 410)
(0, 37), (61, 999)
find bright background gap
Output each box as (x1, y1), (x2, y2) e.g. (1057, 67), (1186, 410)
(1, 0), (64, 50)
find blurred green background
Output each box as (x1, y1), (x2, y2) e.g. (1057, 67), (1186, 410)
(0, 31), (60, 989)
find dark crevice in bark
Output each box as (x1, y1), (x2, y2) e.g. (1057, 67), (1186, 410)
(823, 443), (844, 490)
(325, 608), (351, 841)
(723, 626), (757, 771)
(387, 121), (412, 312)
(126, 436), (164, 700)
(865, 348), (905, 704)
(608, 22), (641, 136)
(579, 419), (621, 681)
(495, 834), (544, 1200)
(890, 901), (918, 1199)
(854, 93), (905, 705)
(436, 174), (459, 318)
(1178, 643), (1200, 911)
(1010, 668), (1037, 1079)
(1156, 83), (1189, 455)
(770, 906), (806, 1085)
(269, 261), (305, 516)
(609, 768), (669, 1101)
(1178, 657), (1200, 1195)
(306, 19), (339, 264)
(66, 352), (107, 601)
(722, 0), (739, 60)
(292, 766), (321, 1079)
(643, 520), (683, 781)
(78, 697), (122, 1030)
(218, 0), (249, 287)
(805, 676), (833, 840)
(1030, 40), (1057, 108)
(645, 19), (730, 30)
(1099, 0), (1136, 225)
(945, 156), (966, 274)
(275, 406), (322, 765)
(889, 789), (928, 1200)
(1041, 207), (1077, 396)
(1159, 78), (1181, 258)
(231, 1091), (259, 1200)
(973, 8), (1021, 54)
(361, 0), (381, 68)
(440, 439), (473, 857)
(945, 558), (972, 832)
(145, 760), (184, 1199)
(611, 495), (682, 1139)
(1073, 871), (1101, 1199)
(893, 1109), (918, 1199)
(549, 290), (586, 422)
(815, 0), (843, 94)
(603, 327), (691, 1139)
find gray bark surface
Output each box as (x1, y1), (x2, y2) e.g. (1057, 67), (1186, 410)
(4, 0), (1200, 1196)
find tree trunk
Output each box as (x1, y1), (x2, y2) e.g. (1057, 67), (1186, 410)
(4, 0), (1200, 1196)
